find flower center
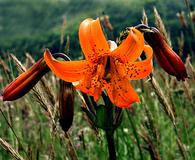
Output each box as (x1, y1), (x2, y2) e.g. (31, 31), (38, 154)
(104, 57), (111, 81)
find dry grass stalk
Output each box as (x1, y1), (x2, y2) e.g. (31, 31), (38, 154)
(25, 53), (56, 106)
(182, 81), (194, 105)
(184, 0), (189, 7)
(103, 15), (113, 31)
(0, 58), (12, 81)
(177, 32), (185, 57)
(76, 91), (88, 109)
(141, 9), (148, 25)
(184, 0), (195, 36)
(176, 11), (188, 28)
(60, 16), (67, 52)
(39, 77), (56, 106)
(176, 136), (187, 160)
(64, 36), (70, 54)
(149, 75), (175, 123)
(185, 55), (195, 80)
(10, 54), (26, 72)
(0, 59), (11, 73)
(48, 144), (55, 160)
(25, 53), (35, 64)
(24, 52), (35, 68)
(149, 75), (188, 159)
(181, 56), (194, 107)
(0, 75), (3, 83)
(0, 138), (25, 160)
(153, 7), (172, 47)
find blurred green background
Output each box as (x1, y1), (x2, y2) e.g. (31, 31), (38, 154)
(0, 0), (195, 59)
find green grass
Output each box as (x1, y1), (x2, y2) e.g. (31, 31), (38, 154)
(0, 64), (194, 159)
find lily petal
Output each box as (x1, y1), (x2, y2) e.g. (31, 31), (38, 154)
(79, 18), (110, 62)
(44, 49), (88, 82)
(90, 18), (110, 56)
(104, 77), (139, 108)
(125, 45), (153, 80)
(76, 74), (102, 102)
(76, 63), (105, 101)
(111, 28), (144, 63)
(104, 58), (140, 108)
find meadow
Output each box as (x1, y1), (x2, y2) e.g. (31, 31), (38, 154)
(0, 0), (195, 159)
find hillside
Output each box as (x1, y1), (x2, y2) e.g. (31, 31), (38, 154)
(0, 0), (194, 59)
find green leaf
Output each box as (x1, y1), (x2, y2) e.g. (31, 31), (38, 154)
(95, 105), (114, 131)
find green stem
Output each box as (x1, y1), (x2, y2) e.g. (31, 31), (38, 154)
(106, 131), (116, 160)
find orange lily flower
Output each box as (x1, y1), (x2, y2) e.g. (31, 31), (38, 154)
(44, 18), (153, 108)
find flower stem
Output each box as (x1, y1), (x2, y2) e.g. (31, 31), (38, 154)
(106, 131), (116, 160)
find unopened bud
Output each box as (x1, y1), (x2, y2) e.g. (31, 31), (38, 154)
(143, 27), (188, 81)
(59, 80), (74, 132)
(2, 58), (49, 101)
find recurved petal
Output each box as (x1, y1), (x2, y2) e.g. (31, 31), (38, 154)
(104, 58), (139, 108)
(111, 28), (144, 63)
(125, 45), (153, 80)
(44, 49), (88, 82)
(104, 78), (140, 108)
(79, 18), (110, 62)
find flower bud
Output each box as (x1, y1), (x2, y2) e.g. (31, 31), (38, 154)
(2, 58), (49, 101)
(59, 80), (74, 132)
(143, 27), (188, 81)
